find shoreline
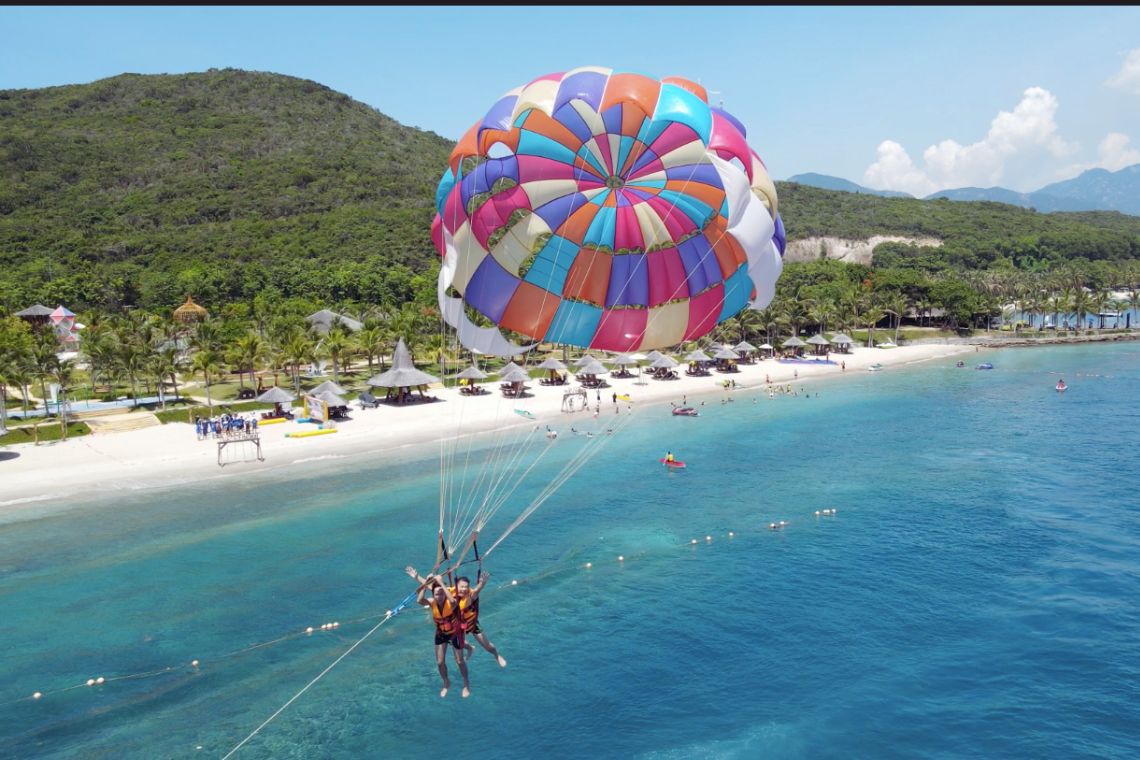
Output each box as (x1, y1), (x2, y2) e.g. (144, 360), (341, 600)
(1, 334), (1124, 515)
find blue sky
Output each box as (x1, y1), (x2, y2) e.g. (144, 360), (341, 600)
(3, 6), (1139, 195)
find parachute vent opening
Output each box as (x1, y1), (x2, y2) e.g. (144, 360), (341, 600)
(487, 141), (515, 159)
(728, 156), (747, 174)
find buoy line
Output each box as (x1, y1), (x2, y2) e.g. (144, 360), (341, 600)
(7, 506), (844, 754)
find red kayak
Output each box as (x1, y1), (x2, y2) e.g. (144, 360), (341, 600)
(660, 458), (686, 469)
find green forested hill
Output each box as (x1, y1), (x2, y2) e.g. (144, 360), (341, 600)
(0, 69), (452, 312)
(2, 69), (1139, 318)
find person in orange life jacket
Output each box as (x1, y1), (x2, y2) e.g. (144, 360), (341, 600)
(406, 566), (471, 698)
(455, 574), (507, 668)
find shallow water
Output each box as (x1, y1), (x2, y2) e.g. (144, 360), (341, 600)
(2, 343), (1139, 759)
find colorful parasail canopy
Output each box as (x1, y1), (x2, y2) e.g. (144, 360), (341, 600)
(432, 66), (785, 354)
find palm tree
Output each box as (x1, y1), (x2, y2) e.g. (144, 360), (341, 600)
(116, 342), (147, 407)
(1071, 288), (1092, 331)
(191, 349), (222, 416)
(321, 332), (351, 385)
(356, 325), (386, 375)
(283, 334), (314, 396)
(30, 338), (59, 415)
(53, 359), (76, 440)
(859, 305), (885, 347)
(231, 333), (265, 390)
(147, 350), (181, 410)
(882, 294), (910, 344)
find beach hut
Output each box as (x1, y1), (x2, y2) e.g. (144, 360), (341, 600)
(368, 339), (441, 404)
(306, 309), (363, 335)
(537, 356), (568, 385)
(806, 334), (831, 356)
(829, 333), (854, 354)
(257, 386), (297, 418)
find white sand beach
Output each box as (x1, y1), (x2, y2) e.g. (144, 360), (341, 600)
(0, 342), (981, 510)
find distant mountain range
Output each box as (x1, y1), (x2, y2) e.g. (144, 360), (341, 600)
(788, 164), (1140, 216)
(785, 173), (913, 199)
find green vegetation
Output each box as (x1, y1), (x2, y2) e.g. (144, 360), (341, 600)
(1, 68), (1139, 414)
(0, 421), (91, 446)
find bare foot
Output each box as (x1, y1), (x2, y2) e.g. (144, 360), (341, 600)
(496, 655), (507, 668)
(439, 686), (448, 698)
(462, 686), (471, 698)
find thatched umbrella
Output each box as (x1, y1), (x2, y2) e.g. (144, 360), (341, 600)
(713, 347), (740, 372)
(758, 342), (775, 359)
(454, 366), (488, 380)
(734, 341), (757, 353)
(829, 333), (853, 354)
(311, 380), (348, 397)
(257, 386), (296, 417)
(782, 337), (806, 348)
(572, 354), (599, 369)
(806, 334), (831, 356)
(306, 309), (363, 335)
(368, 339), (440, 403)
(537, 356), (568, 384)
(685, 349), (712, 362)
(315, 390), (348, 407)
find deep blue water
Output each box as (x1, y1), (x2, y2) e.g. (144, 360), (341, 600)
(2, 343), (1139, 759)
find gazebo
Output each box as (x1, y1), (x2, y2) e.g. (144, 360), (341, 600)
(758, 343), (775, 359)
(173, 296), (208, 325)
(806, 334), (831, 356)
(15, 304), (53, 330)
(368, 339), (440, 404)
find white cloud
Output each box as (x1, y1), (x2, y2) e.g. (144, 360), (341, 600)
(863, 87), (1079, 194)
(863, 140), (936, 197)
(1106, 48), (1140, 95)
(1096, 132), (1140, 171)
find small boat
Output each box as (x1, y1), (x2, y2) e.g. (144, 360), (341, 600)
(672, 407), (699, 417)
(660, 458), (686, 469)
(956, 361), (965, 368)
(976, 363), (994, 370)
(514, 408), (536, 419)
(867, 363), (883, 372)
(1056, 380), (1067, 393)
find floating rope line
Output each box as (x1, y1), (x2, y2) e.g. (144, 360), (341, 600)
(6, 508), (844, 756)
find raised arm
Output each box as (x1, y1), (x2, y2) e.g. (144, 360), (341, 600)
(468, 571), (491, 602)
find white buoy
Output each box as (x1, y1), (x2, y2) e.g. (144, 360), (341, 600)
(333, 622), (340, 628)
(705, 535), (712, 542)
(96, 677), (105, 685)
(618, 555), (625, 562)
(306, 627), (314, 634)
(585, 562), (592, 569)
(511, 579), (518, 586)
(728, 531), (734, 537)
(191, 660), (199, 668)
(691, 539), (698, 545)
(32, 692), (42, 700)
(86, 679), (95, 687)
(815, 510), (820, 516)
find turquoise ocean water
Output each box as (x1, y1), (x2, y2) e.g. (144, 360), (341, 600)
(2, 343), (1139, 759)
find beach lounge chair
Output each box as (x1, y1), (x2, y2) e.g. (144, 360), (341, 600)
(358, 391), (381, 409)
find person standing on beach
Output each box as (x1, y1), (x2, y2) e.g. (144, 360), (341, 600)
(406, 566), (471, 698)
